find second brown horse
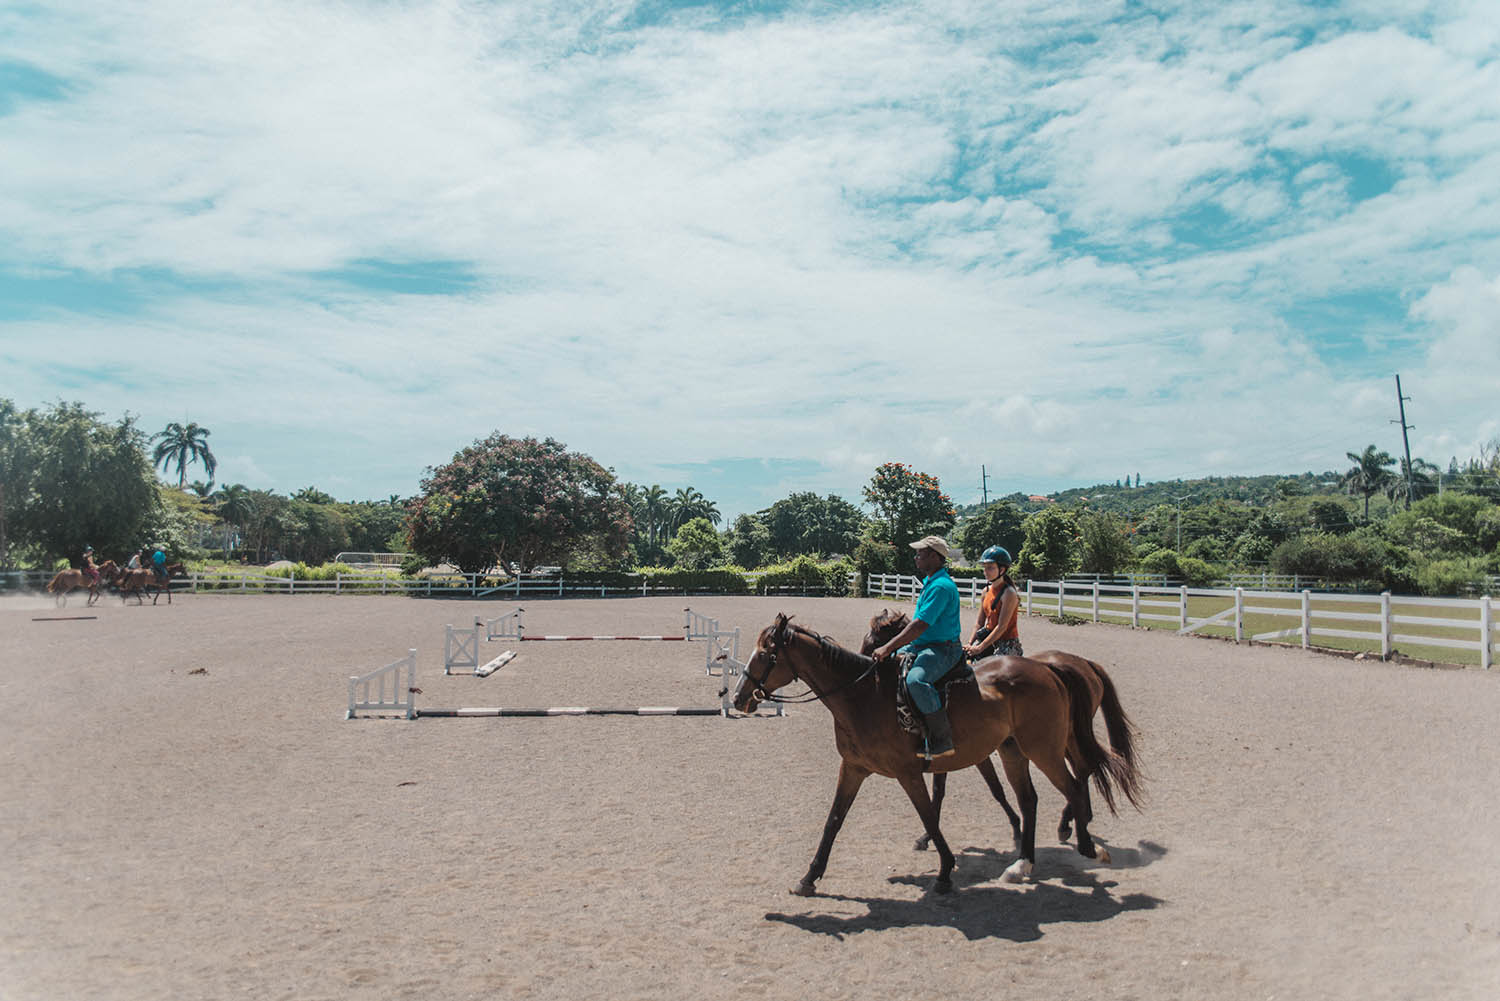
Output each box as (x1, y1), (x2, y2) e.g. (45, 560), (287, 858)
(732, 613), (1142, 895)
(862, 610), (1141, 852)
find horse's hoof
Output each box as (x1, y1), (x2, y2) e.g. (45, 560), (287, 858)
(913, 835), (931, 851)
(1057, 825), (1072, 842)
(932, 878), (953, 894)
(790, 882), (817, 897)
(1077, 840), (1098, 859)
(1001, 859), (1033, 884)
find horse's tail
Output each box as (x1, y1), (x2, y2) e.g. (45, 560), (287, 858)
(1085, 659), (1139, 772)
(1051, 664), (1143, 816)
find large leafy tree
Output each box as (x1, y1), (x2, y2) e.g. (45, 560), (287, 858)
(1077, 510), (1136, 574)
(0, 399), (159, 565)
(1016, 506), (1080, 581)
(726, 512), (772, 568)
(861, 462), (955, 557)
(666, 516), (724, 570)
(952, 500), (1025, 563)
(407, 434), (631, 574)
(1342, 445), (1396, 521)
(151, 421), (217, 489)
(762, 492), (866, 558)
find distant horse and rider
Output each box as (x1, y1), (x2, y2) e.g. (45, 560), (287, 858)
(110, 562), (185, 605)
(44, 546), (183, 606)
(45, 560), (117, 607)
(732, 603), (1140, 900)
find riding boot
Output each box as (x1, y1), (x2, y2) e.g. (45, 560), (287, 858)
(919, 707), (956, 760)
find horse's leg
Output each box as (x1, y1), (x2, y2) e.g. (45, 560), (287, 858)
(1030, 750), (1098, 861)
(997, 745), (1037, 883)
(1059, 748), (1094, 845)
(975, 755), (1023, 852)
(914, 772), (947, 851)
(895, 771), (956, 893)
(793, 760), (869, 897)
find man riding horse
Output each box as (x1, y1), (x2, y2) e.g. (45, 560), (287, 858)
(868, 535), (964, 760)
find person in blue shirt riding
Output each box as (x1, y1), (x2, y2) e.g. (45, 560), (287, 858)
(151, 545), (168, 584)
(870, 535), (963, 759)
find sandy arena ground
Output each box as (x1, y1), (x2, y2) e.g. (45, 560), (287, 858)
(3, 591), (1499, 1000)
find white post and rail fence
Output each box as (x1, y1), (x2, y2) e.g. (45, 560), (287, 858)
(863, 573), (1496, 670)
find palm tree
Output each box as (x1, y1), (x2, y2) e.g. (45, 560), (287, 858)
(1342, 445), (1396, 521)
(214, 483), (253, 558)
(641, 485), (668, 550)
(152, 422), (216, 489)
(1390, 456), (1440, 507)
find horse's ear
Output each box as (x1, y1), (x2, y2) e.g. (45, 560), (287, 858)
(773, 613), (795, 646)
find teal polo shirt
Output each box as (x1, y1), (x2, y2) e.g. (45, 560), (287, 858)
(910, 567), (960, 647)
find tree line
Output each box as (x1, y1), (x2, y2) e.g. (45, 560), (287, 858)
(5, 400), (1497, 595)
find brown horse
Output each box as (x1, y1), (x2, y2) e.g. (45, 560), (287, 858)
(732, 613), (1142, 895)
(113, 563), (182, 605)
(863, 610), (1140, 850)
(46, 561), (117, 606)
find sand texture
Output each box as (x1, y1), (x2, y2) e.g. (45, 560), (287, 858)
(3, 593), (1499, 1000)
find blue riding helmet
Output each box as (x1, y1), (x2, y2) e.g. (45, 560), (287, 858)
(980, 545), (1012, 565)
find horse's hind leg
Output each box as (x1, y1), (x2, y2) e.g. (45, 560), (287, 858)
(1032, 751), (1097, 861)
(914, 772), (947, 851)
(997, 745), (1037, 883)
(795, 761), (869, 897)
(1059, 749), (1095, 844)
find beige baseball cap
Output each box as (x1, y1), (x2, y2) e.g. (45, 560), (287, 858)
(908, 535), (950, 558)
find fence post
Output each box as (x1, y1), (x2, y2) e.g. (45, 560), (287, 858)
(1301, 590), (1311, 648)
(335, 572), (341, 596)
(1482, 595), (1493, 671)
(1132, 585), (1140, 628)
(1380, 591), (1392, 659)
(1025, 580), (1033, 615)
(1179, 586), (1188, 630)
(1235, 587), (1244, 643)
(288, 573), (294, 595)
(1092, 581), (1100, 623)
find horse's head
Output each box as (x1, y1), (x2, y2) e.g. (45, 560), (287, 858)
(731, 613), (802, 714)
(860, 608), (909, 656)
(98, 560), (120, 581)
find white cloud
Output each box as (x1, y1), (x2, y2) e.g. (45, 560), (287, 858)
(3, 1), (1499, 516)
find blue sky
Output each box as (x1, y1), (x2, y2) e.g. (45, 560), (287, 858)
(3, 1), (1498, 522)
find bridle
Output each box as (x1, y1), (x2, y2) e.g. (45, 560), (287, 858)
(743, 622), (881, 706)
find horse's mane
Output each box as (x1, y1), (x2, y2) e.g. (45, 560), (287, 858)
(779, 617), (878, 679)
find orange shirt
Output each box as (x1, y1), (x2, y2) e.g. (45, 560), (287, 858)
(975, 580), (1018, 643)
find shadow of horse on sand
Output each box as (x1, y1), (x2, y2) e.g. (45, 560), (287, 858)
(765, 841), (1168, 943)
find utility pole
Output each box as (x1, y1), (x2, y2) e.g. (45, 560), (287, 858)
(1171, 493), (1195, 552)
(979, 465), (989, 507)
(1392, 374), (1415, 510)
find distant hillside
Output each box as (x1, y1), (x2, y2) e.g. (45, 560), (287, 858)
(954, 471), (1344, 522)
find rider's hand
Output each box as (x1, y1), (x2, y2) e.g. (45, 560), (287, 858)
(871, 643), (891, 662)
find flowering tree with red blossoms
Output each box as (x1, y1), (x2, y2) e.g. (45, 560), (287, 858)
(861, 462), (955, 557)
(406, 434), (632, 575)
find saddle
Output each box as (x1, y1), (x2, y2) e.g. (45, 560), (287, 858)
(893, 652), (975, 737)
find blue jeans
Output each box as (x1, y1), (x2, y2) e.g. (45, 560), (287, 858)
(902, 640), (963, 714)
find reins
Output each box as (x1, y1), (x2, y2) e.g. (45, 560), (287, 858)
(749, 625), (881, 705)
